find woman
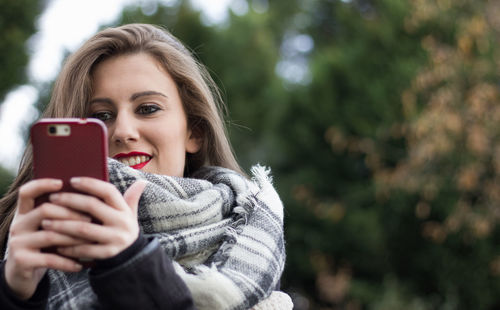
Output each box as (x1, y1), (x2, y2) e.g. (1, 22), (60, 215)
(0, 24), (290, 309)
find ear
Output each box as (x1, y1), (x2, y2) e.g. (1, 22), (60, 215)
(186, 128), (202, 154)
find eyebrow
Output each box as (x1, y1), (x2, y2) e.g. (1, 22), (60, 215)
(131, 91), (168, 101)
(89, 91), (168, 105)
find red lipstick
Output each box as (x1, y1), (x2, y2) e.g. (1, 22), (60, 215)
(113, 151), (151, 159)
(113, 151), (152, 170)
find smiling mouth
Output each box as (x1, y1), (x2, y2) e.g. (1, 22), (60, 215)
(114, 153), (152, 169)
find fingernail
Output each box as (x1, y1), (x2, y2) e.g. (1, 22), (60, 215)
(49, 193), (60, 201)
(51, 179), (63, 186)
(41, 219), (52, 227)
(71, 177), (81, 184)
(74, 263), (82, 270)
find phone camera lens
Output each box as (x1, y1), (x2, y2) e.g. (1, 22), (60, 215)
(49, 126), (56, 134)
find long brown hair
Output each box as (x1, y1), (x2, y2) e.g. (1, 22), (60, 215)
(0, 23), (242, 254)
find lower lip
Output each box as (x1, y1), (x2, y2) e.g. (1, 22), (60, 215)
(130, 159), (151, 170)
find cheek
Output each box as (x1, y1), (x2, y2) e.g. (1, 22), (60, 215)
(150, 124), (188, 154)
(157, 117), (189, 141)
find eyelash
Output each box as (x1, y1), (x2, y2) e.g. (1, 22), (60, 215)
(90, 104), (161, 122)
(90, 111), (113, 122)
(137, 104), (161, 115)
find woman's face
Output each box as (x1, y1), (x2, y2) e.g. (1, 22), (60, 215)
(89, 53), (200, 177)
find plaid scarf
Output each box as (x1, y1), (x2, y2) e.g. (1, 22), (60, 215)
(46, 159), (287, 309)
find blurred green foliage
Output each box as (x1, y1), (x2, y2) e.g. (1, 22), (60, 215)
(2, 0), (500, 309)
(0, 0), (42, 194)
(0, 166), (13, 197)
(0, 0), (42, 104)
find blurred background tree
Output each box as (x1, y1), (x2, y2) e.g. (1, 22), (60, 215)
(372, 0), (500, 309)
(0, 0), (43, 196)
(0, 0), (42, 104)
(2, 0), (500, 309)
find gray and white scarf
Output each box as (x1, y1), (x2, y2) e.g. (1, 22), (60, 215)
(46, 159), (288, 309)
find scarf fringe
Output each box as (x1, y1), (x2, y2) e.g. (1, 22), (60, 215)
(251, 164), (274, 187)
(217, 165), (270, 265)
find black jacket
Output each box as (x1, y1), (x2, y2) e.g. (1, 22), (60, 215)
(0, 233), (197, 309)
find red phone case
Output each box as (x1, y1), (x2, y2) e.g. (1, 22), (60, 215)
(31, 118), (109, 194)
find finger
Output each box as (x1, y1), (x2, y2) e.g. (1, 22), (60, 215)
(10, 230), (88, 250)
(57, 243), (121, 260)
(123, 180), (147, 216)
(41, 219), (112, 244)
(16, 203), (91, 232)
(48, 192), (116, 224)
(10, 250), (82, 272)
(69, 177), (127, 211)
(17, 179), (63, 214)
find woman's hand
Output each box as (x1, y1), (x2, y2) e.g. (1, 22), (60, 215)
(5, 179), (91, 300)
(41, 177), (146, 260)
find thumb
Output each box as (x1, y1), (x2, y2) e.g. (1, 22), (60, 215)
(123, 180), (147, 216)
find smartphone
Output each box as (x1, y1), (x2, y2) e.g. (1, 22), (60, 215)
(31, 118), (108, 266)
(31, 118), (109, 195)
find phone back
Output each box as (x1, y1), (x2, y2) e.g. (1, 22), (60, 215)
(31, 118), (109, 196)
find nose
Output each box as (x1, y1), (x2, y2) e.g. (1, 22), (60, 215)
(110, 110), (139, 145)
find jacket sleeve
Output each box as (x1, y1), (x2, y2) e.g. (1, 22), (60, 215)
(0, 260), (49, 310)
(89, 234), (196, 310)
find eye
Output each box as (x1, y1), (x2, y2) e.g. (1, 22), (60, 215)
(137, 104), (161, 115)
(90, 111), (113, 122)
